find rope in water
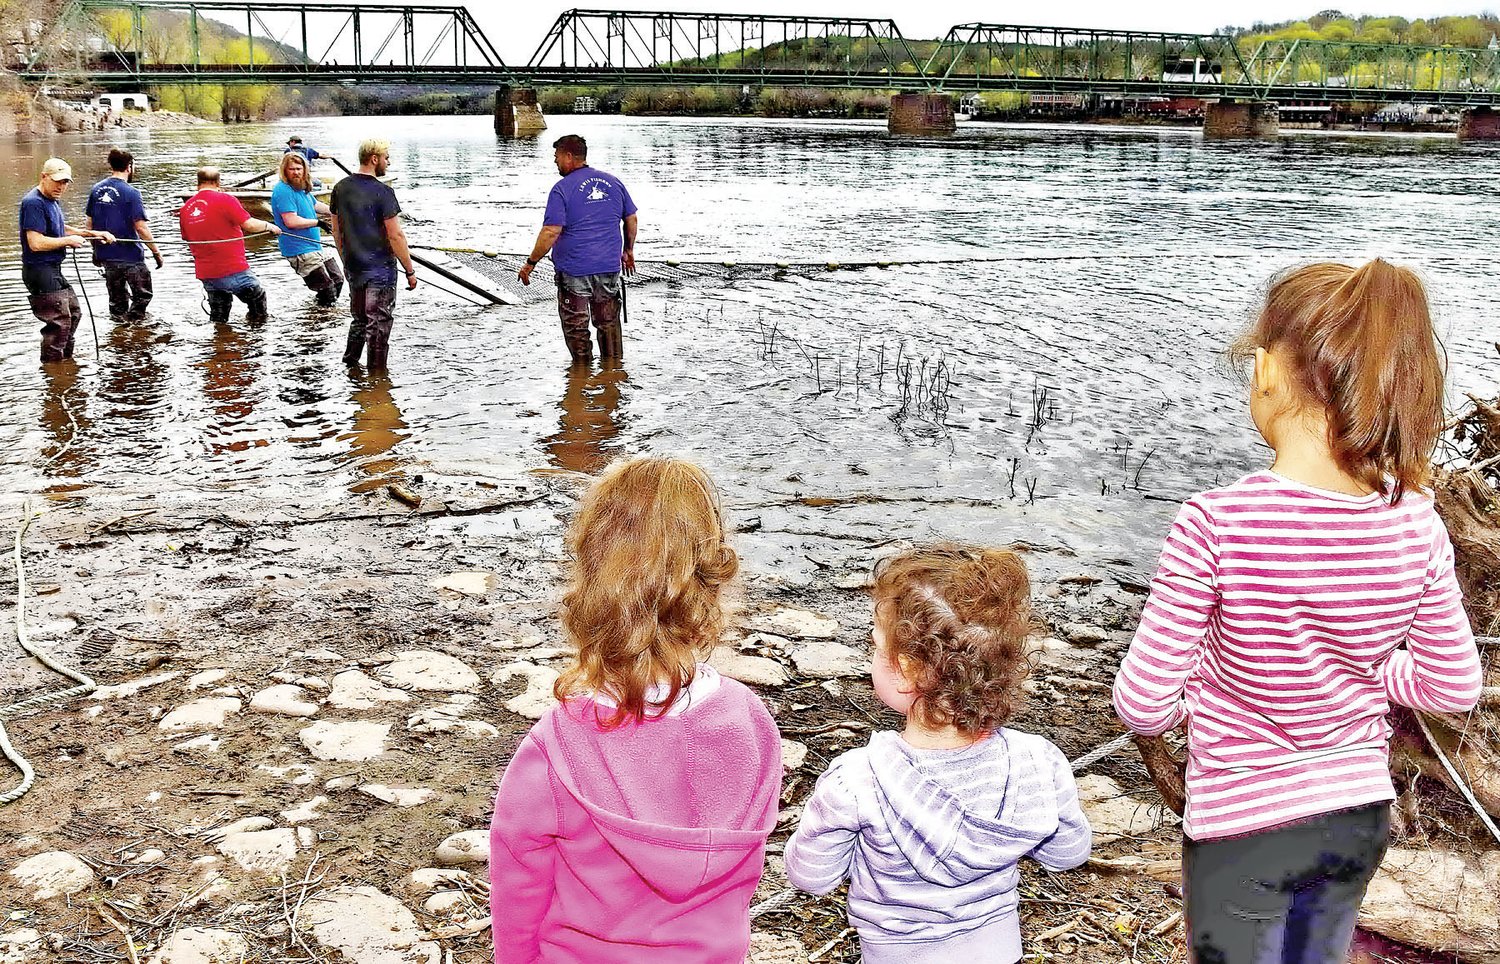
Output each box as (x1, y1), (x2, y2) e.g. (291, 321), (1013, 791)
(748, 729), (1137, 921)
(0, 502), (98, 805)
(428, 245), (1297, 269)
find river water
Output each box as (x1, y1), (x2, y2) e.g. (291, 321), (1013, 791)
(2, 115), (1497, 574)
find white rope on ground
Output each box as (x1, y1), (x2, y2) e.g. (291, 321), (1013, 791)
(0, 501), (98, 805)
(749, 888), (800, 920)
(1069, 731), (1136, 774)
(1413, 711), (1500, 845)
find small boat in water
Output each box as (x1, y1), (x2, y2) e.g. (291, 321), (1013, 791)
(176, 169), (399, 216)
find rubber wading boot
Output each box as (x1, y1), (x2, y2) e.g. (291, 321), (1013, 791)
(343, 329), (364, 367)
(207, 290), (234, 327)
(245, 288), (269, 324)
(596, 320), (624, 361)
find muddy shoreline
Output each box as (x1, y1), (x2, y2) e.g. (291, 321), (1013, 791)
(3, 459), (1496, 962)
(0, 467), (1197, 963)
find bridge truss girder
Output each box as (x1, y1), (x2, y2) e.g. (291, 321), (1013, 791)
(26, 0), (513, 85)
(525, 9), (930, 87)
(926, 23), (1500, 102)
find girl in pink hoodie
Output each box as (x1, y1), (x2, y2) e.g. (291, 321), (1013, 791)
(489, 457), (783, 964)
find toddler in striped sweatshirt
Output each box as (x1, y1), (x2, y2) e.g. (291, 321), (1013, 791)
(1113, 259), (1483, 964)
(785, 546), (1091, 963)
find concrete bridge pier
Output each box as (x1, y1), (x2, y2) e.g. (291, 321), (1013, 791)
(495, 85), (546, 137)
(888, 92), (955, 135)
(1458, 107), (1500, 141)
(1203, 100), (1279, 139)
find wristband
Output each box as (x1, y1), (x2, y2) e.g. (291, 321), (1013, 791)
(525, 257), (540, 267)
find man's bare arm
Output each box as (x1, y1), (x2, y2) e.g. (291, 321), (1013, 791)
(384, 215), (417, 289)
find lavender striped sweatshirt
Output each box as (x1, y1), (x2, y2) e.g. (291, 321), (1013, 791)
(784, 729), (1091, 963)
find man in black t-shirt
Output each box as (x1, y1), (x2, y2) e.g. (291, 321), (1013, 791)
(330, 138), (417, 371)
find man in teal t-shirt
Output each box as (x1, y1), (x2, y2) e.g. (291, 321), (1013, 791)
(270, 152), (343, 306)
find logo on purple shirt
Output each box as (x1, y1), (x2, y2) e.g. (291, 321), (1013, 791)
(544, 167), (637, 278)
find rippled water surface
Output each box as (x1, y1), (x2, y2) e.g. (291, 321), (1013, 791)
(2, 116), (1497, 568)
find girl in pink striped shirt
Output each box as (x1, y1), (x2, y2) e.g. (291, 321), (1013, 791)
(1113, 259), (1482, 964)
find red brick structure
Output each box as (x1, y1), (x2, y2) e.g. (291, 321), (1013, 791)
(1203, 100), (1279, 139)
(495, 86), (547, 137)
(888, 93), (956, 135)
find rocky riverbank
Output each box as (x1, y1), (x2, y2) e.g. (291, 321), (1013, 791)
(0, 80), (208, 138)
(0, 457), (1495, 963)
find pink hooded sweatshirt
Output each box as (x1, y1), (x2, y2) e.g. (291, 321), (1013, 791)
(489, 669), (782, 963)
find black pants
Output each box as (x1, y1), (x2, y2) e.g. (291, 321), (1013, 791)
(345, 284), (396, 370)
(23, 264), (82, 363)
(101, 261), (153, 320)
(1184, 803), (1390, 964)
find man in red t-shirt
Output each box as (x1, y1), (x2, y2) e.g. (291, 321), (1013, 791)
(179, 167), (281, 325)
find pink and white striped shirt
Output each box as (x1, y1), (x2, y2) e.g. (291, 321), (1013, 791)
(1113, 470), (1482, 841)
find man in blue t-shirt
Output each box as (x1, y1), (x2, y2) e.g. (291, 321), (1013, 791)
(19, 157), (116, 363)
(284, 136), (322, 164)
(518, 134), (638, 363)
(271, 151), (344, 307)
(85, 149), (163, 323)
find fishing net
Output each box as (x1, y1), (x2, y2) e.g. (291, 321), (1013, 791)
(422, 247), (904, 305)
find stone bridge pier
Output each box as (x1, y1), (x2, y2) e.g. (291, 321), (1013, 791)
(1458, 107), (1500, 141)
(495, 85), (547, 137)
(888, 92), (956, 134)
(1203, 100), (1279, 138)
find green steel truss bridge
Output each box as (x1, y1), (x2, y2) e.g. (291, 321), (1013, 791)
(17, 2), (1500, 105)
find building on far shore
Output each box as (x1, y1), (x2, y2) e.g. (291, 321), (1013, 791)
(94, 92), (151, 112)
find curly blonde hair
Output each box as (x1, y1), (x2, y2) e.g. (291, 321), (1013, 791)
(873, 545), (1036, 734)
(554, 457), (739, 727)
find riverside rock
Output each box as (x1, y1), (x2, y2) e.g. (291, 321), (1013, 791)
(280, 797), (330, 824)
(0, 929), (43, 963)
(1076, 774), (1169, 842)
(359, 784), (437, 807)
(749, 607), (839, 639)
(790, 640), (869, 678)
(493, 662), (560, 719)
(434, 830), (489, 866)
(215, 828), (301, 874)
(328, 670), (412, 710)
(376, 650), (482, 693)
(1061, 622), (1110, 646)
(91, 671), (181, 700)
(1360, 846), (1500, 963)
(710, 646), (790, 687)
(145, 927), (249, 964)
(298, 721), (390, 761)
(403, 868), (474, 894)
(249, 684), (320, 717)
(8, 852), (93, 900)
(158, 697), (241, 733)
(306, 886), (440, 964)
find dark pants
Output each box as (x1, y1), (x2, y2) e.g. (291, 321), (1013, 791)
(556, 271), (623, 363)
(102, 261), (153, 320)
(203, 270), (268, 326)
(1184, 803), (1391, 964)
(345, 284), (396, 370)
(24, 264), (82, 363)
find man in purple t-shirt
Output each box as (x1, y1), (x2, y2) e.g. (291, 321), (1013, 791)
(518, 134), (638, 363)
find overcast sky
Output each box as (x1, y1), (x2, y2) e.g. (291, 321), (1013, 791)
(467, 2), (1499, 61)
